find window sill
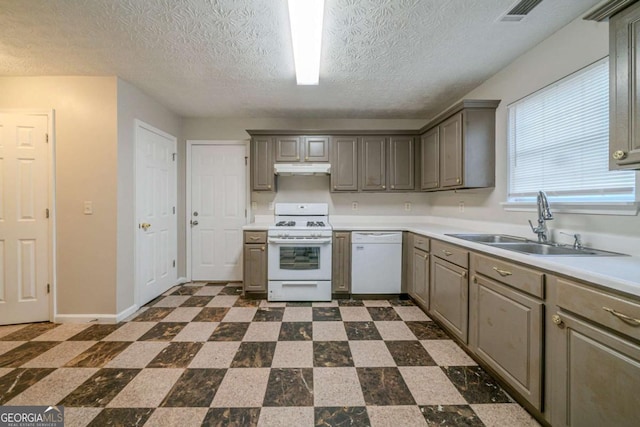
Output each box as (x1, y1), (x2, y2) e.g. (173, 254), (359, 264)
(501, 201), (639, 216)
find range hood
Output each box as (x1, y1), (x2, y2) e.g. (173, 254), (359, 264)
(274, 163), (331, 176)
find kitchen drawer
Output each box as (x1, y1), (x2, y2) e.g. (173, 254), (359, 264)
(471, 253), (544, 299)
(244, 231), (267, 244)
(555, 277), (640, 341)
(432, 240), (468, 268)
(414, 235), (430, 252)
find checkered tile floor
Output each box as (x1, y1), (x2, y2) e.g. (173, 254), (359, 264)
(0, 282), (540, 426)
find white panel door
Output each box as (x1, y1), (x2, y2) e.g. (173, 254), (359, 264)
(191, 144), (246, 281)
(0, 113), (50, 325)
(136, 123), (177, 305)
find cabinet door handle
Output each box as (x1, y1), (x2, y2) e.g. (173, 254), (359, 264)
(382, 185), (386, 189)
(492, 267), (512, 277)
(612, 150), (627, 160)
(261, 246), (265, 251)
(442, 250), (453, 256)
(391, 185), (395, 189)
(472, 275), (477, 283)
(456, 178), (461, 184)
(552, 314), (564, 326)
(603, 307), (640, 325)
(461, 271), (467, 279)
(305, 156), (308, 161)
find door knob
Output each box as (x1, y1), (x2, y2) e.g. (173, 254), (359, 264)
(140, 223), (151, 231)
(193, 211), (199, 217)
(191, 220), (199, 226)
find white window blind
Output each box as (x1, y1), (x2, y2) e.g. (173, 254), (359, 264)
(508, 58), (636, 203)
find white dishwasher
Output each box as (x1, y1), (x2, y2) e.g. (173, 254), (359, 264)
(351, 231), (402, 294)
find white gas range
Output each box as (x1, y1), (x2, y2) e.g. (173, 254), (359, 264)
(267, 203), (332, 301)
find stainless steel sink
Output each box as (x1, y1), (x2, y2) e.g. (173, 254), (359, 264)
(445, 234), (626, 257)
(446, 234), (527, 244)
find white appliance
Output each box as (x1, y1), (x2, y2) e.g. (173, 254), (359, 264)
(351, 231), (402, 294)
(267, 203), (332, 301)
(273, 163), (331, 175)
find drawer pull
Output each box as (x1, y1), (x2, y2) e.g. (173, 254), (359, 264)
(492, 267), (513, 277)
(250, 236), (260, 241)
(603, 307), (640, 326)
(261, 246), (265, 251)
(419, 253), (428, 259)
(442, 250), (453, 256)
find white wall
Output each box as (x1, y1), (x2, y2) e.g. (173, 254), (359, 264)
(0, 76), (119, 315)
(427, 16), (640, 252)
(116, 79), (183, 312)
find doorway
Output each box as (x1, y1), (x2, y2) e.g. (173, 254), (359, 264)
(0, 111), (54, 325)
(135, 120), (177, 306)
(187, 141), (248, 281)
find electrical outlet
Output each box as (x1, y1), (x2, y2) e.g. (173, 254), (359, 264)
(268, 202), (274, 211)
(459, 201), (465, 213)
(352, 202), (358, 211)
(84, 201), (93, 215)
(404, 202), (411, 212)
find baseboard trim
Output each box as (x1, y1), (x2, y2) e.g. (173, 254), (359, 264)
(177, 276), (189, 284)
(55, 304), (140, 324)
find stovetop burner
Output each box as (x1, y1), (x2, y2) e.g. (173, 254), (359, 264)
(307, 221), (326, 227)
(275, 221), (296, 227)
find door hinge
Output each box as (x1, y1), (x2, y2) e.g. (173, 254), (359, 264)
(47, 284), (50, 293)
(245, 208), (247, 217)
(172, 260), (176, 268)
(45, 208), (50, 219)
(172, 153), (176, 161)
(173, 206), (176, 214)
(245, 156), (248, 166)
(45, 133), (49, 143)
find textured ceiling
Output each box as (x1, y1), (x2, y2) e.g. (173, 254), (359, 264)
(0, 0), (602, 119)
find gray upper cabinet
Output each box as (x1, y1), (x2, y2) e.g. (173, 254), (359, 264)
(304, 136), (330, 162)
(275, 136), (301, 162)
(360, 136), (387, 191)
(331, 136), (358, 192)
(388, 136), (415, 191)
(275, 135), (330, 163)
(420, 127), (439, 190)
(418, 100), (499, 191)
(610, 2), (640, 169)
(251, 137), (275, 192)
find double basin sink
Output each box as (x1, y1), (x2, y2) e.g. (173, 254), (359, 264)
(445, 234), (626, 256)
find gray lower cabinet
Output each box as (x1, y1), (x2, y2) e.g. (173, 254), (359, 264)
(251, 138), (274, 191)
(549, 275), (640, 427)
(360, 136), (387, 191)
(469, 253), (544, 411)
(429, 240), (469, 344)
(331, 136), (358, 192)
(610, 2), (640, 170)
(243, 231), (267, 292)
(332, 232), (351, 293)
(412, 247), (429, 308)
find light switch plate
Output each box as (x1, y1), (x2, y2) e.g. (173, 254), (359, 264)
(84, 201), (93, 215)
(404, 202), (411, 211)
(352, 202), (358, 211)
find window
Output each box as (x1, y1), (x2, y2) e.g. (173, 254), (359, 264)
(507, 58), (636, 211)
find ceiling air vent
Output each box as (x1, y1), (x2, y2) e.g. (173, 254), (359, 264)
(500, 0), (543, 22)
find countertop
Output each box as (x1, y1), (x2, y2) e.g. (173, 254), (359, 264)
(243, 220), (640, 298)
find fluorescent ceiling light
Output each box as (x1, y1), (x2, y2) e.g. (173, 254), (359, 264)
(288, 0), (325, 85)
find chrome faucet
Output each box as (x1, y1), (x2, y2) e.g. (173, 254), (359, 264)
(528, 191), (553, 243)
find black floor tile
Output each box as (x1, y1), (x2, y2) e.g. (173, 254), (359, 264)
(278, 322), (312, 341)
(68, 324), (122, 341)
(209, 323), (250, 341)
(344, 321), (382, 340)
(180, 296), (214, 307)
(146, 342), (203, 368)
(313, 341), (353, 367)
(161, 368), (226, 407)
(386, 340), (436, 366)
(263, 368), (313, 407)
(138, 322), (187, 341)
(315, 407), (370, 426)
(192, 307), (229, 322)
(367, 307), (402, 321)
(357, 367), (416, 406)
(406, 321), (449, 339)
(419, 405), (485, 426)
(203, 407), (260, 427)
(442, 366), (511, 404)
(231, 342), (276, 368)
(0, 323), (58, 341)
(131, 307), (176, 322)
(253, 308), (284, 322)
(87, 408), (154, 427)
(59, 368), (140, 407)
(0, 341), (59, 368)
(0, 368), (55, 404)
(65, 341), (130, 367)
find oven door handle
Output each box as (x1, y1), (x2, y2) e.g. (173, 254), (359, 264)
(268, 238), (332, 244)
